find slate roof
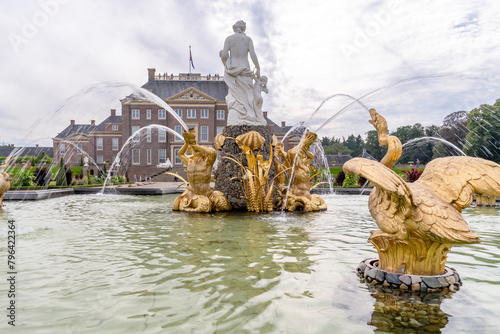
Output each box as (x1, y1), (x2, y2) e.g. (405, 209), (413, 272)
(94, 115), (122, 131)
(142, 80), (228, 101)
(325, 154), (353, 165)
(0, 146), (53, 158)
(358, 150), (377, 160)
(55, 124), (97, 139)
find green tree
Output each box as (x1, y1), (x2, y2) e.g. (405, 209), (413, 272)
(55, 158), (68, 187)
(464, 100), (500, 163)
(343, 134), (364, 157)
(439, 111), (468, 149)
(364, 130), (386, 161)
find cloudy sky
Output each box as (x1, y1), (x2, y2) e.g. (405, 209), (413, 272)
(1, 0), (500, 147)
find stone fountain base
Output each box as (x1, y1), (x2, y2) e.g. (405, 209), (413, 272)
(357, 258), (462, 293)
(214, 125), (276, 210)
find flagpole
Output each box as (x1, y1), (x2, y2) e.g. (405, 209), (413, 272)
(189, 46), (192, 76)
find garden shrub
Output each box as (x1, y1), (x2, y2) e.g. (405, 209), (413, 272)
(335, 171), (346, 187)
(402, 168), (423, 183)
(34, 167), (51, 186)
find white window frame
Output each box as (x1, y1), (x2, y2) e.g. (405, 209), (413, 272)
(112, 125), (118, 131)
(200, 126), (208, 142)
(97, 138), (103, 150)
(158, 129), (166, 142)
(217, 109), (225, 120)
(77, 143), (82, 155)
(201, 109), (209, 118)
(147, 149), (151, 165)
(132, 149), (140, 165)
(132, 109), (140, 119)
(132, 126), (140, 142)
(158, 149), (166, 164)
(147, 128), (151, 142)
(158, 109), (166, 119)
(146, 109), (151, 120)
(216, 126), (224, 135)
(187, 109), (196, 118)
(60, 143), (65, 154)
(112, 138), (119, 151)
(175, 109), (182, 117)
(97, 155), (103, 164)
(174, 148), (182, 165)
(174, 126), (183, 142)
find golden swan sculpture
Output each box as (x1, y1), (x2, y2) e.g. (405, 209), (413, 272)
(343, 109), (500, 275)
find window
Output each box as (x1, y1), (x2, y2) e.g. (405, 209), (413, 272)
(201, 126), (208, 142)
(77, 143), (82, 155)
(146, 109), (151, 120)
(60, 143), (65, 154)
(175, 109), (182, 117)
(217, 126), (224, 135)
(132, 126), (140, 142)
(174, 126), (182, 141)
(187, 109), (196, 118)
(112, 138), (119, 151)
(174, 149), (182, 165)
(132, 149), (140, 164)
(147, 128), (151, 142)
(217, 110), (225, 119)
(112, 125), (118, 131)
(159, 149), (166, 164)
(201, 109), (208, 118)
(158, 109), (166, 119)
(132, 109), (140, 119)
(97, 138), (103, 150)
(147, 149), (151, 165)
(158, 129), (166, 142)
(97, 156), (103, 164)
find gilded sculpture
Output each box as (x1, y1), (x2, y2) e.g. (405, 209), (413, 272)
(0, 160), (11, 207)
(172, 129), (231, 213)
(284, 131), (327, 212)
(343, 109), (500, 275)
(225, 131), (275, 212)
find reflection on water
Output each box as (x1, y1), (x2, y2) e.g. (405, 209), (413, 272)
(0, 195), (498, 333)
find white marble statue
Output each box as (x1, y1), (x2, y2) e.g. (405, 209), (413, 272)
(220, 20), (267, 126)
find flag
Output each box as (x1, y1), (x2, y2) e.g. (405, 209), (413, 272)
(189, 46), (195, 70)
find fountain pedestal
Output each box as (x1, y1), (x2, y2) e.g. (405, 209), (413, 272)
(214, 125), (276, 210)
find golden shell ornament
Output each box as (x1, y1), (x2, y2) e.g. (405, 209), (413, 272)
(235, 131), (265, 151)
(214, 133), (226, 151)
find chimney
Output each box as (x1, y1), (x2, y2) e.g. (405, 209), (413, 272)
(91, 120), (96, 126)
(281, 121), (286, 127)
(70, 120), (75, 125)
(36, 144), (39, 148)
(263, 111), (268, 118)
(110, 109), (116, 116)
(363, 148), (367, 153)
(338, 152), (342, 156)
(148, 68), (156, 81)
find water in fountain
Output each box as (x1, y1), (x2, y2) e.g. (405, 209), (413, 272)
(101, 124), (184, 191)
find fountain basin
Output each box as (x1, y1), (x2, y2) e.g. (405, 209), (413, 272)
(1, 194), (499, 332)
(357, 258), (462, 292)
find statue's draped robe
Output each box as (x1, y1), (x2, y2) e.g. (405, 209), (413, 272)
(224, 59), (266, 126)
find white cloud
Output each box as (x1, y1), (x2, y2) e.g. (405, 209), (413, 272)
(0, 0), (499, 146)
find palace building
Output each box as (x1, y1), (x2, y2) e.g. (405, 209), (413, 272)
(53, 68), (298, 180)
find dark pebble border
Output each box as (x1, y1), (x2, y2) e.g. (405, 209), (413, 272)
(357, 258), (462, 293)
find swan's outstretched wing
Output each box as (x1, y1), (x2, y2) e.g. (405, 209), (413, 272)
(416, 156), (500, 211)
(343, 158), (413, 236)
(343, 158), (412, 199)
(409, 183), (480, 243)
(343, 157), (480, 244)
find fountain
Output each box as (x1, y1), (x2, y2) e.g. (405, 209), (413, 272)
(3, 18), (500, 334)
(343, 109), (500, 291)
(0, 159), (12, 206)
